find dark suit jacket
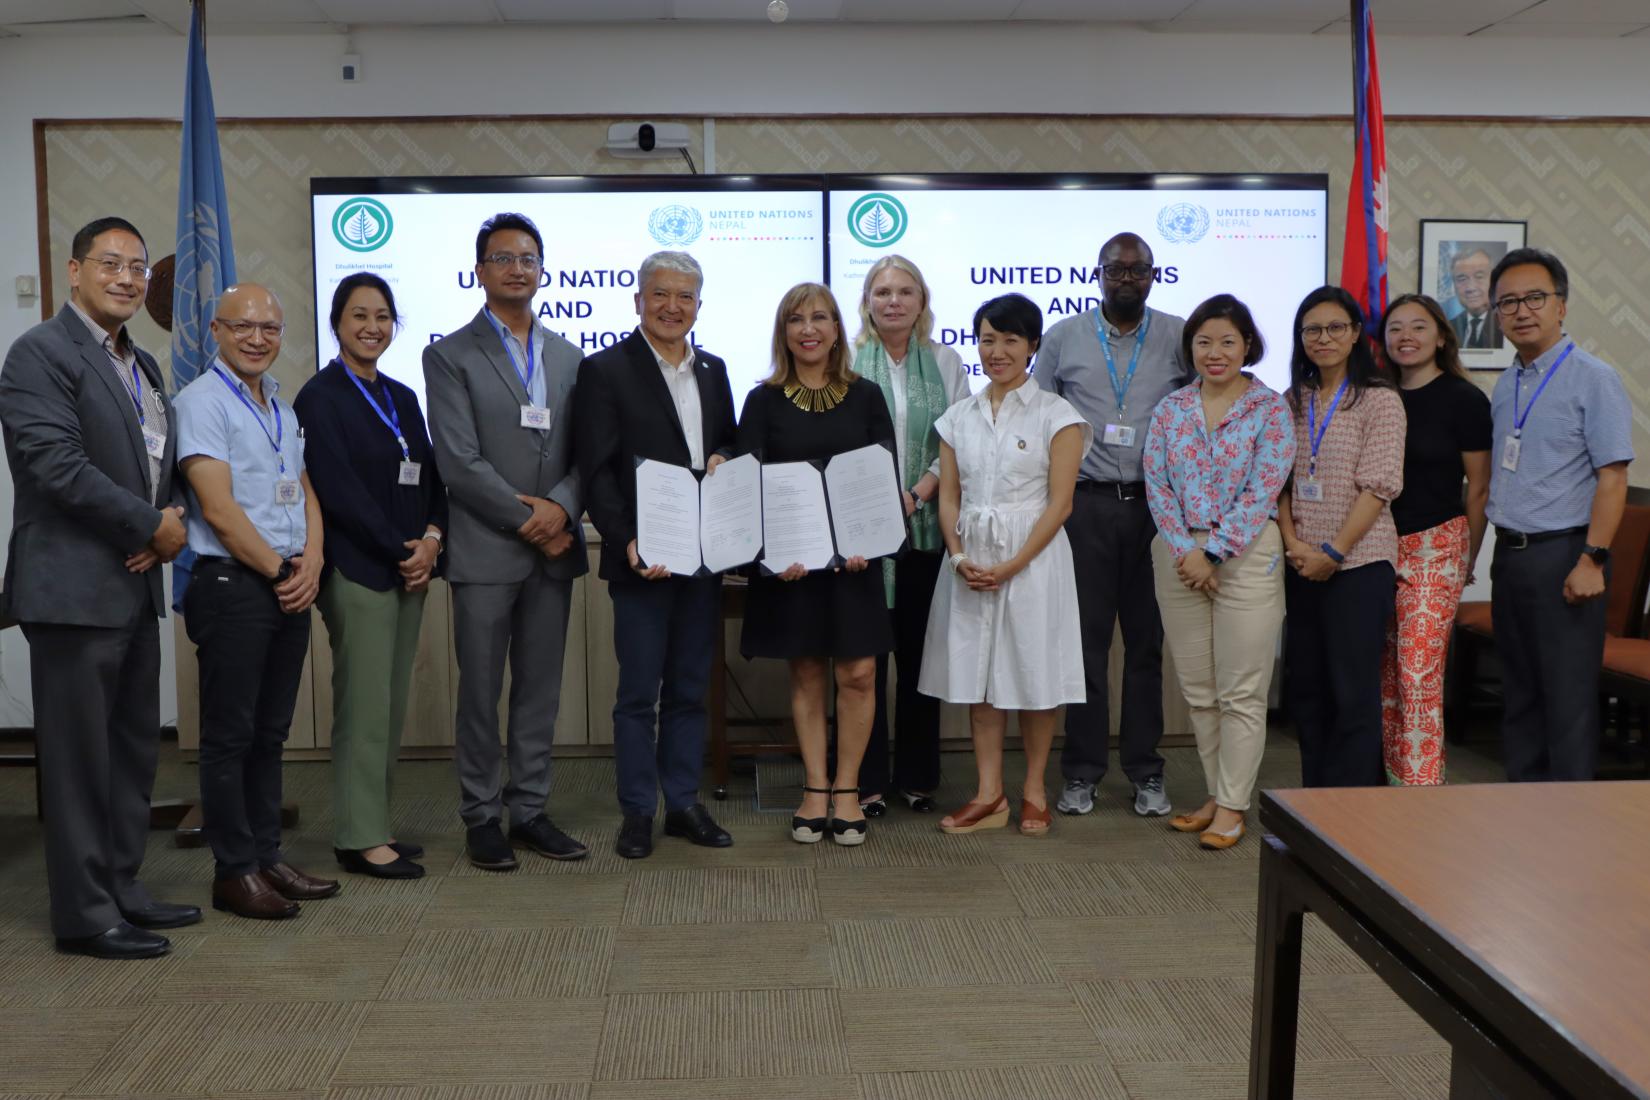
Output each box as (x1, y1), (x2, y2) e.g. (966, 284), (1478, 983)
(422, 310), (585, 585)
(573, 328), (737, 583)
(0, 305), (182, 626)
(1452, 309), (1501, 350)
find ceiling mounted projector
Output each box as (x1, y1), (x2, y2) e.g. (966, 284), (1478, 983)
(606, 122), (692, 159)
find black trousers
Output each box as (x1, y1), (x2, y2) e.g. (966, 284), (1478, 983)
(184, 558), (311, 879)
(1285, 561), (1395, 788)
(1060, 489), (1165, 785)
(860, 549), (944, 796)
(21, 607), (161, 938)
(1490, 532), (1606, 781)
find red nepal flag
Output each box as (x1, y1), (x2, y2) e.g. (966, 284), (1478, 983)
(1340, 0), (1388, 330)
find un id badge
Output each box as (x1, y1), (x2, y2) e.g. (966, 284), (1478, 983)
(1296, 479), (1325, 503)
(1501, 435), (1521, 472)
(398, 460), (422, 486)
(1102, 423), (1137, 448)
(142, 427), (166, 459)
(520, 404), (550, 430)
(275, 479), (301, 506)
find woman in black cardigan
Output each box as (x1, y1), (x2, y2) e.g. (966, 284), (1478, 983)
(294, 273), (447, 879)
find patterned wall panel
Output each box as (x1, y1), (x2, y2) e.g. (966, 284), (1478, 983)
(48, 114), (1648, 464)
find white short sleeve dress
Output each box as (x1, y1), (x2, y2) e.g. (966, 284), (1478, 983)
(917, 381), (1093, 710)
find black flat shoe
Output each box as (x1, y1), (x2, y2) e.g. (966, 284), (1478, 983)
(121, 901), (203, 930)
(509, 814), (589, 861)
(899, 789), (937, 814)
(616, 814), (654, 860)
(57, 922), (171, 959)
(389, 840), (424, 859)
(664, 803), (733, 848)
(859, 796), (888, 819)
(335, 848), (425, 879)
(792, 785), (830, 844)
(466, 820), (519, 871)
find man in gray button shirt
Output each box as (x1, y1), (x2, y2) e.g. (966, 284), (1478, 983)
(1033, 231), (1191, 818)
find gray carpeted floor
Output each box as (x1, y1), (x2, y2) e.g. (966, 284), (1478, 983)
(0, 731), (1502, 1099)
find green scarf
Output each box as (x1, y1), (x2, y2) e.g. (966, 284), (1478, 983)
(857, 337), (946, 607)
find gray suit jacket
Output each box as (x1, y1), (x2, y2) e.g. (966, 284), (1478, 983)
(423, 309), (586, 585)
(0, 305), (183, 626)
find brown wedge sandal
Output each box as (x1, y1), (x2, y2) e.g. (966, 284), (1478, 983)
(1019, 799), (1052, 837)
(938, 796), (1010, 834)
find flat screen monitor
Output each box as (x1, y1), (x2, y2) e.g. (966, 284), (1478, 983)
(311, 173), (1327, 411)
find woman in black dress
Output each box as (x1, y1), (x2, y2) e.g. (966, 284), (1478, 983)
(739, 282), (896, 846)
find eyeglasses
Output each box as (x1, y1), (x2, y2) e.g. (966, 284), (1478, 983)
(1300, 321), (1356, 341)
(80, 256), (152, 280)
(1099, 263), (1154, 281)
(483, 253), (543, 272)
(220, 321), (286, 341)
(1494, 291), (1556, 316)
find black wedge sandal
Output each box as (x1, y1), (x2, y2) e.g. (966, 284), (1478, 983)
(791, 786), (831, 844)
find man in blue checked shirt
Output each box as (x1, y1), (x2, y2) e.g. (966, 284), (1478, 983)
(1485, 248), (1632, 782)
(177, 284), (339, 920)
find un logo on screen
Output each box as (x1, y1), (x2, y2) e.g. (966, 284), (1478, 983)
(847, 193), (908, 248)
(1157, 202), (1210, 244)
(332, 197), (393, 252)
(648, 205), (704, 246)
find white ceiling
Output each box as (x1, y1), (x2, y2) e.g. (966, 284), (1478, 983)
(0, 0), (1645, 38)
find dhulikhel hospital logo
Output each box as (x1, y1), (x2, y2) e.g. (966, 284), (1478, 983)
(648, 204), (704, 246)
(847, 193), (908, 248)
(333, 197), (394, 252)
(1157, 202), (1210, 244)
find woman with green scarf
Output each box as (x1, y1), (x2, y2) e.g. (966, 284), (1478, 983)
(846, 255), (971, 816)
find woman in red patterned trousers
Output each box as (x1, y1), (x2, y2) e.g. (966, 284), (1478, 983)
(1380, 294), (1492, 785)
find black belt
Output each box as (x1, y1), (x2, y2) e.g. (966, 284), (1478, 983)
(1076, 480), (1147, 501)
(1495, 525), (1586, 550)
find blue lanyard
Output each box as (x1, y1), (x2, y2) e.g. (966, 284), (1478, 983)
(120, 363), (146, 426)
(1306, 376), (1350, 476)
(1095, 310), (1151, 412)
(486, 307), (535, 396)
(1512, 342), (1574, 438)
(338, 360), (409, 461)
(212, 365), (287, 475)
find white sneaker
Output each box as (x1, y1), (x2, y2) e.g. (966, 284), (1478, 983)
(1133, 776), (1172, 817)
(1056, 779), (1095, 815)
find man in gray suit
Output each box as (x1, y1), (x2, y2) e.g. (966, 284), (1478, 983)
(0, 216), (197, 958)
(424, 212), (589, 871)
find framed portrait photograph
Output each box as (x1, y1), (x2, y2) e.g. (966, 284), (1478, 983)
(1418, 219), (1528, 370)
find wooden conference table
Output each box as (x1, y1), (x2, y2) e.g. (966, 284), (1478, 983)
(1250, 782), (1650, 1099)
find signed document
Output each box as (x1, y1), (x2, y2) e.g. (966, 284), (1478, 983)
(825, 443), (905, 560)
(759, 461), (837, 572)
(700, 453), (763, 574)
(636, 459), (705, 576)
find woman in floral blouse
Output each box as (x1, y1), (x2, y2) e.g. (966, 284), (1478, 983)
(1143, 294), (1294, 850)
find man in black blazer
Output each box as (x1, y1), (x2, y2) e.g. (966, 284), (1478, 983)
(1449, 246), (1502, 350)
(0, 217), (197, 958)
(574, 251), (737, 858)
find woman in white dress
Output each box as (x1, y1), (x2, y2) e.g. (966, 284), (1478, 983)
(919, 294), (1091, 837)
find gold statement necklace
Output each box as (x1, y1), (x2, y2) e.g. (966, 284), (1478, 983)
(783, 378), (850, 413)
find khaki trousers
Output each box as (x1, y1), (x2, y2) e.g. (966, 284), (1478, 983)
(1150, 524), (1285, 812)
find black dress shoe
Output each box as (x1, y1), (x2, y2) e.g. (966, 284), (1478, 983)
(389, 840), (424, 859)
(121, 901), (203, 930)
(510, 814), (589, 861)
(616, 814), (654, 859)
(859, 796), (888, 819)
(664, 803), (734, 848)
(466, 820), (519, 871)
(335, 848), (425, 879)
(899, 789), (937, 814)
(56, 922), (170, 959)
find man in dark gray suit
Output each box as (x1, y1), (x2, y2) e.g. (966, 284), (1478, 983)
(1449, 245), (1502, 350)
(424, 212), (588, 871)
(0, 216), (197, 958)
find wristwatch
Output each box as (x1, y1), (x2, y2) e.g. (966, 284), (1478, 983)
(271, 558), (294, 585)
(1202, 549), (1223, 567)
(1583, 544), (1611, 565)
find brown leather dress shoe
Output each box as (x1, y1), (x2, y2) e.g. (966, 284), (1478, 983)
(261, 861), (341, 901)
(212, 873), (300, 920)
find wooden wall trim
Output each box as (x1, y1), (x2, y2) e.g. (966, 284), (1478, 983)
(32, 119), (51, 322)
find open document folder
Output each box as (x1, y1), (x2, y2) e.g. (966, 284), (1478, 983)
(634, 443), (908, 577)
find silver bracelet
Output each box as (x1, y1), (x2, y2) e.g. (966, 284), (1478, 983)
(949, 552), (968, 574)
